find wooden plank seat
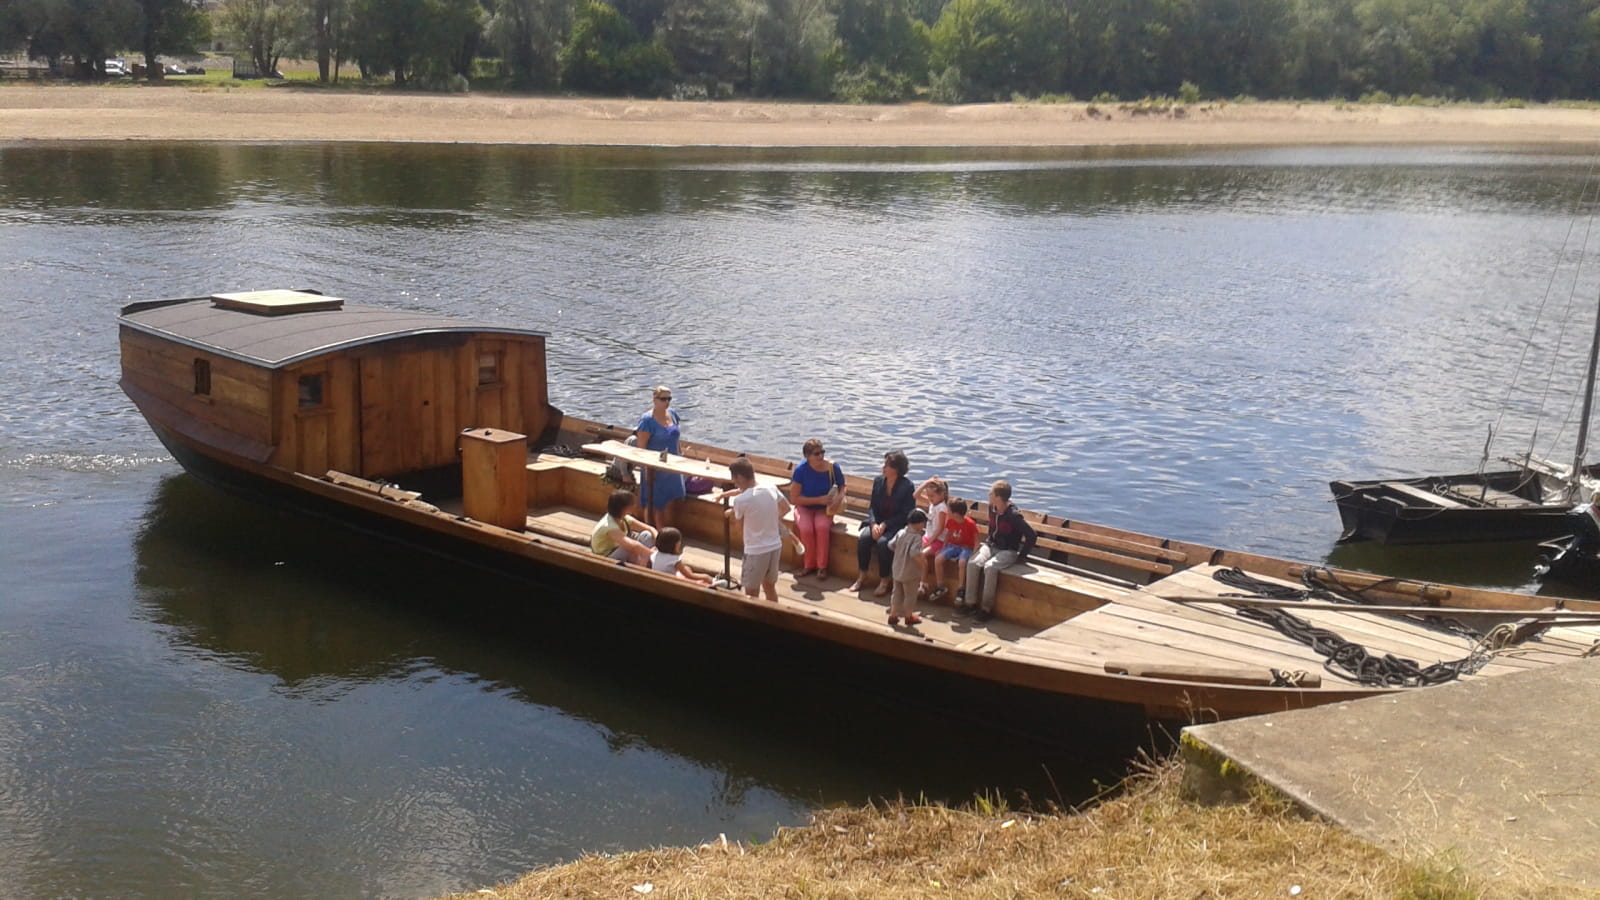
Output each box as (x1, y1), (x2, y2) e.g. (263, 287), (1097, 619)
(1383, 481), (1467, 508)
(955, 497), (1191, 580)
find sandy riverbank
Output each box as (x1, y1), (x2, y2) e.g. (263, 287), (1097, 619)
(8, 85), (1600, 147)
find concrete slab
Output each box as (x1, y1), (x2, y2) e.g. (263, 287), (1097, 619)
(1184, 658), (1600, 887)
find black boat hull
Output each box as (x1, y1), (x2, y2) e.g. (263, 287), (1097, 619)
(1330, 469), (1578, 545)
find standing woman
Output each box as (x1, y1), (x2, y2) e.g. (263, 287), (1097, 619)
(850, 450), (915, 597)
(788, 438), (846, 579)
(635, 385), (686, 528)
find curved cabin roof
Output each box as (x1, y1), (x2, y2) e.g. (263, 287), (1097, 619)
(119, 292), (548, 369)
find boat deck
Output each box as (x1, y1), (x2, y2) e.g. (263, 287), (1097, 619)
(522, 506), (1039, 647)
(521, 506), (1600, 690)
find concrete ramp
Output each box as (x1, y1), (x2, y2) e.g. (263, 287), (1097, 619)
(1183, 658), (1600, 887)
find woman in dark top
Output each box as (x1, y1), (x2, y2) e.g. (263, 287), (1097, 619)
(849, 449), (915, 597)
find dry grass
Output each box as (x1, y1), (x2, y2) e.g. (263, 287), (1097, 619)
(440, 759), (1589, 900)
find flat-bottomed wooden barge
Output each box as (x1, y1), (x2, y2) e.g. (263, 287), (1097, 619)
(121, 291), (1600, 720)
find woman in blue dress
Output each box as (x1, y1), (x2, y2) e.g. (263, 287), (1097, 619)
(635, 385), (686, 528)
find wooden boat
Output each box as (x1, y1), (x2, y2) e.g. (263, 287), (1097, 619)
(120, 290), (1600, 720)
(1328, 458), (1600, 545)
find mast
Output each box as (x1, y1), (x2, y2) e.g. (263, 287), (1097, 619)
(1570, 285), (1600, 501)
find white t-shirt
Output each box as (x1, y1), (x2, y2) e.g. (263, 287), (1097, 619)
(926, 500), (948, 542)
(731, 483), (784, 555)
(650, 550), (680, 574)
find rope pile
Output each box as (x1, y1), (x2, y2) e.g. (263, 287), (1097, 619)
(1212, 568), (1497, 688)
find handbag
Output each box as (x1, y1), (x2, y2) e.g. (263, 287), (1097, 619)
(685, 474), (714, 494)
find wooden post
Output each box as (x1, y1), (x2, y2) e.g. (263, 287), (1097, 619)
(460, 427), (527, 531)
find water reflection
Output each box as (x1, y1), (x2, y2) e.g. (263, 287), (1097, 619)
(3, 142), (1592, 223)
(135, 474), (1149, 805)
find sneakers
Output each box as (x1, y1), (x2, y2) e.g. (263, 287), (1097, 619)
(905, 614), (922, 626)
(929, 585), (948, 602)
(887, 615), (900, 626)
(955, 603), (977, 617)
(972, 609), (993, 623)
(796, 567), (816, 578)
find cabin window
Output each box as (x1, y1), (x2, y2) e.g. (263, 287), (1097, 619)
(297, 373), (325, 409)
(193, 359), (211, 396)
(477, 351), (503, 386)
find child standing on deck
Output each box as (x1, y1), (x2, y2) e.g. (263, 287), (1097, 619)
(715, 457), (802, 603)
(931, 498), (977, 602)
(914, 477), (949, 596)
(888, 509), (929, 626)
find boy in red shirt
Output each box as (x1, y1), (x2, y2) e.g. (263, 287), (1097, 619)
(929, 498), (978, 602)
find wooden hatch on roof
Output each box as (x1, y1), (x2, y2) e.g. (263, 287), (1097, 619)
(211, 290), (345, 315)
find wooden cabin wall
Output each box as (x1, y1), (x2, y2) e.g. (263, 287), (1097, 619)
(271, 335), (552, 481)
(120, 327), (272, 450)
(272, 357), (359, 477)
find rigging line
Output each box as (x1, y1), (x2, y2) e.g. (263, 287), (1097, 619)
(1494, 152), (1600, 460)
(1533, 160), (1600, 462)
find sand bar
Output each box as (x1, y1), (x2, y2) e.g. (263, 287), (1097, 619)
(7, 85), (1600, 147)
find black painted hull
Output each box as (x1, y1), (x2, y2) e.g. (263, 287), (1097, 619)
(1330, 469), (1580, 545)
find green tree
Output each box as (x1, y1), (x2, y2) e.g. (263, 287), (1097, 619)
(659, 0), (744, 87)
(926, 0), (1021, 99)
(352, 0), (482, 85)
(486, 0), (570, 87)
(750, 0), (835, 94)
(219, 0), (293, 77)
(561, 0), (637, 89)
(301, 0), (354, 81)
(136, 0), (207, 81)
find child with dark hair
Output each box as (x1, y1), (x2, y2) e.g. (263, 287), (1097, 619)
(931, 497), (977, 602)
(887, 508), (928, 626)
(650, 527), (714, 585)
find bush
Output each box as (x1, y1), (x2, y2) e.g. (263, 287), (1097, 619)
(929, 65), (964, 104)
(1177, 80), (1200, 104)
(831, 65), (913, 104)
(1091, 91), (1119, 104)
(1358, 90), (1393, 104)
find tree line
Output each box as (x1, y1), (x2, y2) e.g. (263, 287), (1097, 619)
(6, 0), (1600, 102)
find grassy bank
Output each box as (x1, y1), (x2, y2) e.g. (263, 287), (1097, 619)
(441, 758), (1582, 899)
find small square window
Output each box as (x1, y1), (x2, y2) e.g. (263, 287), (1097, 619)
(193, 359), (211, 395)
(477, 352), (502, 386)
(298, 373), (325, 409)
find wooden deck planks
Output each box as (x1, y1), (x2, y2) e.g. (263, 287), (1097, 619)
(522, 506), (1033, 651)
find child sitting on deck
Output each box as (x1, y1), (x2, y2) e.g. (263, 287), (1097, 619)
(930, 498), (977, 602)
(913, 477), (949, 596)
(887, 508), (928, 626)
(591, 488), (657, 566)
(650, 527), (715, 586)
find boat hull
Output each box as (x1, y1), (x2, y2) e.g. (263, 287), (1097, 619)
(1330, 471), (1576, 544)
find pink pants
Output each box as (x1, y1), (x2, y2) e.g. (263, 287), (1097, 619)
(794, 504), (833, 570)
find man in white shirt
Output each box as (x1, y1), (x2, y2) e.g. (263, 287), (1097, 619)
(717, 456), (799, 602)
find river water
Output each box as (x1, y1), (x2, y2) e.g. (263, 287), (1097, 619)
(3, 141), (1599, 897)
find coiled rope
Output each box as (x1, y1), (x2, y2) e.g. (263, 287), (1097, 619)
(1211, 568), (1498, 688)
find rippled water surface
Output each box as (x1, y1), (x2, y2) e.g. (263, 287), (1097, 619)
(5, 141), (1600, 897)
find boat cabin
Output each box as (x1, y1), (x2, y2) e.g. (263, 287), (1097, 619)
(118, 290), (555, 481)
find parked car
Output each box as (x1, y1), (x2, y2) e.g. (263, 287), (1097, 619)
(103, 59), (129, 77)
(185, 66), (206, 75)
(164, 64), (185, 76)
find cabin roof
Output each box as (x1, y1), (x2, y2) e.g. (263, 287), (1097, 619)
(118, 296), (547, 369)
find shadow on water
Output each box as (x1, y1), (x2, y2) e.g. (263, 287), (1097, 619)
(1322, 537), (1600, 600)
(134, 474), (1164, 811)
